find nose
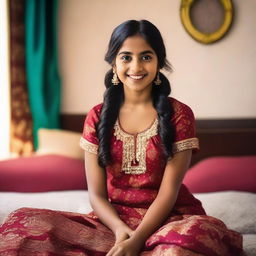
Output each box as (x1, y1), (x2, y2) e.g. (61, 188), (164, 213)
(130, 59), (143, 73)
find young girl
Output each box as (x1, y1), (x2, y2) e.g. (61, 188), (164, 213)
(0, 20), (243, 256)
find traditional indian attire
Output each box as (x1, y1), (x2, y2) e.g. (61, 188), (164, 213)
(0, 97), (244, 256)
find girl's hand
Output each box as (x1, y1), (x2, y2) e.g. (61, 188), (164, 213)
(106, 236), (143, 256)
(114, 225), (133, 245)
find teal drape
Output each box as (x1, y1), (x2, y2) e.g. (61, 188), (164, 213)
(25, 0), (61, 149)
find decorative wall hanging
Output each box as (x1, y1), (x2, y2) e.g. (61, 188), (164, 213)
(180, 0), (233, 44)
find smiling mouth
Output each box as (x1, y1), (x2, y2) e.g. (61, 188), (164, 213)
(127, 74), (146, 80)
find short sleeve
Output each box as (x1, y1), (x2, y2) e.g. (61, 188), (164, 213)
(170, 99), (199, 154)
(79, 105), (102, 154)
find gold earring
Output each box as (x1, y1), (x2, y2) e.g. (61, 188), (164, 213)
(112, 70), (119, 85)
(154, 73), (161, 85)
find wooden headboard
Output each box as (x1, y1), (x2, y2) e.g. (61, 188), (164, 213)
(192, 119), (256, 165)
(61, 114), (256, 166)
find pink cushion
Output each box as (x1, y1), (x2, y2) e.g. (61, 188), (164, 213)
(0, 155), (87, 192)
(183, 156), (256, 193)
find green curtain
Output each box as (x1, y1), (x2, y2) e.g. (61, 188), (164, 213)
(25, 0), (61, 149)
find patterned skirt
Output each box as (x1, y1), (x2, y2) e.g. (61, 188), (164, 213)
(0, 204), (244, 256)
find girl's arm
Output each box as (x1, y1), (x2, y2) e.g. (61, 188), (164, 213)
(107, 149), (192, 256)
(84, 151), (133, 241)
(130, 149), (192, 245)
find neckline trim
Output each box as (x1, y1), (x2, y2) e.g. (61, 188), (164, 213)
(117, 118), (158, 136)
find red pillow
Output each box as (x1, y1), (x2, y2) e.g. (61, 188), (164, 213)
(0, 155), (87, 192)
(183, 156), (256, 193)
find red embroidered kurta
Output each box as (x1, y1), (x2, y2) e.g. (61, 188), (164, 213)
(0, 98), (244, 256)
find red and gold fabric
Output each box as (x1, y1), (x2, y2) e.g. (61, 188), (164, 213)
(0, 98), (244, 255)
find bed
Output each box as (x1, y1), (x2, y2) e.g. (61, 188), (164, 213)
(0, 117), (256, 255)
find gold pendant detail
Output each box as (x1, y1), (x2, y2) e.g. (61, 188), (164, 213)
(114, 119), (158, 174)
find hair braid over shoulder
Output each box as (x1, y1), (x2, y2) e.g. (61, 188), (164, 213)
(96, 70), (124, 167)
(152, 72), (175, 157)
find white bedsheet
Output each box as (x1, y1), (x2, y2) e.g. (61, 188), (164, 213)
(0, 190), (92, 224)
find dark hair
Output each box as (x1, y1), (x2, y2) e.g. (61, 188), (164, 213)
(97, 20), (175, 167)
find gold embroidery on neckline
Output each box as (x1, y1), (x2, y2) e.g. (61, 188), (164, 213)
(114, 119), (159, 175)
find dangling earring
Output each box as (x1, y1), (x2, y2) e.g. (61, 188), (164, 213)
(154, 72), (161, 85)
(112, 70), (119, 85)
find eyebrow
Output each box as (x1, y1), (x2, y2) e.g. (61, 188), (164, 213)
(118, 50), (154, 55)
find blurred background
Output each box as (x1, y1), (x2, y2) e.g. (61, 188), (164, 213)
(0, 0), (255, 158)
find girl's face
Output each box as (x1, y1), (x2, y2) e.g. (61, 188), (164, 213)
(114, 35), (158, 93)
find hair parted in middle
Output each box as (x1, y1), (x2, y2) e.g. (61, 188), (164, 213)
(97, 19), (176, 167)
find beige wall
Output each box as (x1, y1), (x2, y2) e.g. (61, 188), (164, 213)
(58, 0), (256, 118)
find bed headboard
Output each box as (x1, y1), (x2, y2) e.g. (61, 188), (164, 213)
(193, 119), (256, 165)
(61, 114), (256, 166)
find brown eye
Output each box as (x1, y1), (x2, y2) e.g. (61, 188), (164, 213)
(142, 55), (152, 61)
(121, 55), (132, 62)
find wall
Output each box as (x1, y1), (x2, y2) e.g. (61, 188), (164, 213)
(58, 0), (256, 118)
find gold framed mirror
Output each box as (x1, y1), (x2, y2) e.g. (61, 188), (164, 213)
(180, 0), (233, 44)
